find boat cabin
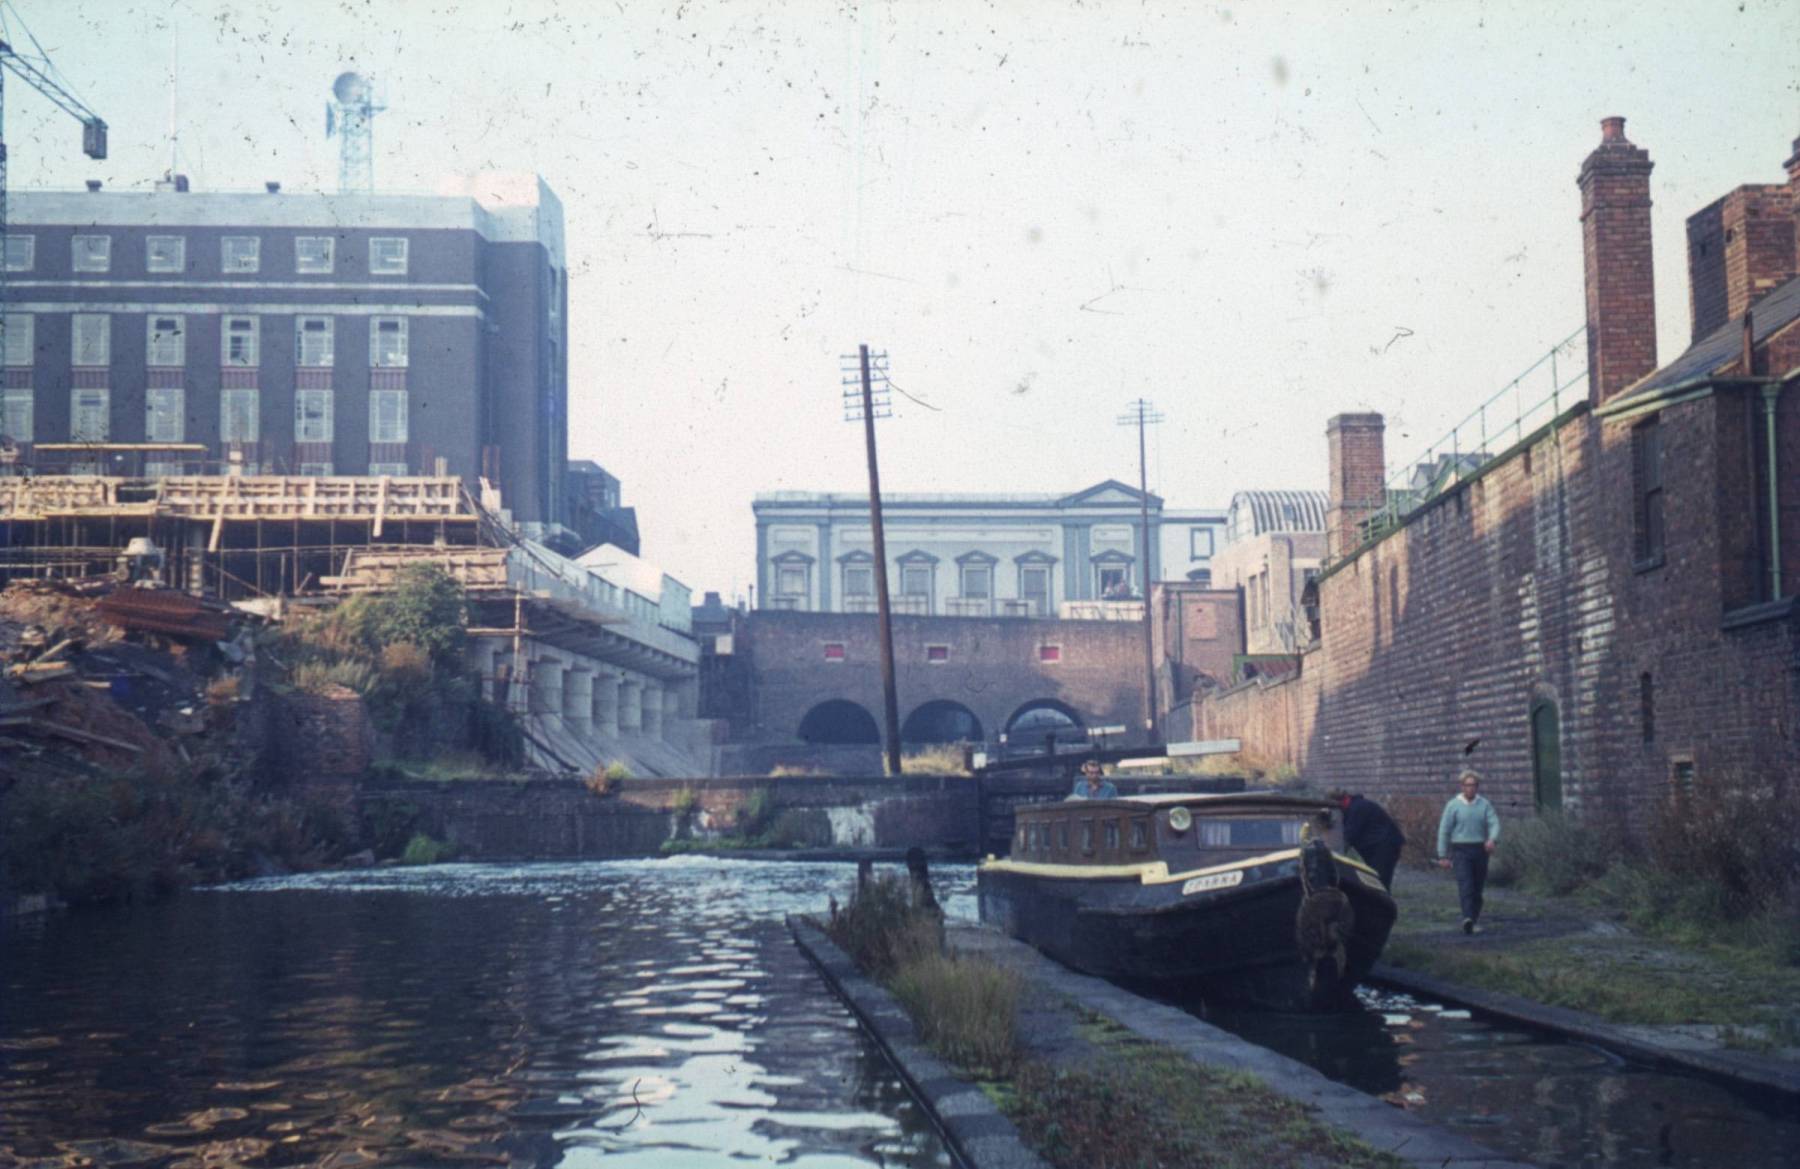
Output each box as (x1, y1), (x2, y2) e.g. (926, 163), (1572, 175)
(1008, 793), (1343, 868)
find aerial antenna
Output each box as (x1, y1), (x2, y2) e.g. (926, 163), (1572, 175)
(326, 69), (383, 193)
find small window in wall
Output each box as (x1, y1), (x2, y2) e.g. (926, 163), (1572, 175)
(72, 314), (110, 366)
(3, 313), (33, 366)
(223, 316), (259, 367)
(296, 317), (334, 366)
(146, 236), (186, 273)
(1020, 564), (1050, 615)
(295, 389), (334, 442)
(370, 317), (408, 367)
(368, 462), (409, 476)
(1189, 527), (1215, 559)
(1640, 672), (1655, 744)
(369, 237), (408, 275)
(901, 564), (932, 603)
(960, 562), (991, 599)
(1632, 418), (1665, 566)
(1039, 644), (1062, 663)
(1103, 820), (1120, 851)
(145, 388), (184, 443)
(296, 236), (335, 274)
(2, 388), (34, 442)
(4, 234), (34, 271)
(72, 235), (111, 272)
(843, 563), (873, 599)
(298, 462), (335, 476)
(221, 388), (259, 443)
(370, 389), (408, 443)
(925, 644), (949, 663)
(1670, 756), (1696, 796)
(70, 388), (109, 441)
(823, 642), (846, 662)
(147, 315), (185, 367)
(222, 236), (260, 273)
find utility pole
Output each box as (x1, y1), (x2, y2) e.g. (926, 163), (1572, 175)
(843, 346), (902, 776)
(1117, 399), (1165, 743)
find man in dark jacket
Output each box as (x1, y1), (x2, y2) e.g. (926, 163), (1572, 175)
(1327, 788), (1405, 890)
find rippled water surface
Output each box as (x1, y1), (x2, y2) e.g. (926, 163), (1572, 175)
(0, 859), (976, 1169)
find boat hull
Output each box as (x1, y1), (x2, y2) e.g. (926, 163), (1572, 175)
(978, 856), (1395, 1011)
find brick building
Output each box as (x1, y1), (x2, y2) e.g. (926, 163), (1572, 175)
(2, 173), (568, 525)
(1187, 119), (1798, 828)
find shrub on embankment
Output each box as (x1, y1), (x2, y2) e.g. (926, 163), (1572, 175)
(269, 563), (522, 768)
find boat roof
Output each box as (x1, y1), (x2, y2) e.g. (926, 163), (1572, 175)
(1022, 792), (1332, 815)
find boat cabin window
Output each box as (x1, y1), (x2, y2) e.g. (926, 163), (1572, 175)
(1015, 825), (1026, 853)
(1197, 819), (1305, 847)
(1058, 822), (1070, 851)
(1129, 819), (1150, 851)
(1079, 820), (1095, 854)
(1103, 820), (1120, 851)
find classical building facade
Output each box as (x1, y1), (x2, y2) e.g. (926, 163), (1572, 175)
(2, 173), (568, 525)
(752, 481), (1225, 617)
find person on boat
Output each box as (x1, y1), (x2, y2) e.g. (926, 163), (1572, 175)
(1436, 768), (1501, 934)
(1068, 758), (1117, 800)
(1327, 788), (1405, 891)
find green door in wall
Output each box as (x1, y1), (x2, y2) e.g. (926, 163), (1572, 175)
(1530, 700), (1563, 812)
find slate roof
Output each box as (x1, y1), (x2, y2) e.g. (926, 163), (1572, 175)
(1615, 273), (1800, 402)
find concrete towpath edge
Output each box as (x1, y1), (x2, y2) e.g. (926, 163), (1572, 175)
(787, 914), (1051, 1169)
(1369, 963), (1800, 1099)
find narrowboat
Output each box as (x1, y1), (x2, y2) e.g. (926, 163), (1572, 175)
(977, 792), (1396, 1010)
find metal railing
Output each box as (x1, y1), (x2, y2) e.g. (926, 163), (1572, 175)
(1346, 326), (1589, 557)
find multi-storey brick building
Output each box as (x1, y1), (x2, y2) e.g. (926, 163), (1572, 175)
(1185, 119), (1798, 827)
(1, 172), (568, 525)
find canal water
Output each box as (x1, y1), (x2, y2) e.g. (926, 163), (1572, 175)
(0, 858), (975, 1169)
(1199, 986), (1800, 1169)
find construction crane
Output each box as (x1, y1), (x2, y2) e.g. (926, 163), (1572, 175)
(0, 1), (107, 373)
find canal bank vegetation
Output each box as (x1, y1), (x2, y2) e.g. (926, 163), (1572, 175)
(824, 875), (1404, 1169)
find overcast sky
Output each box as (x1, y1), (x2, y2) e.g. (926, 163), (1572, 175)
(11, 0), (1799, 600)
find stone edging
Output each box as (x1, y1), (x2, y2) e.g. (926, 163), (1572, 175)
(1370, 963), (1800, 1099)
(786, 915), (1050, 1169)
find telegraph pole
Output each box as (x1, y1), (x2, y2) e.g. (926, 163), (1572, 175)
(844, 346), (903, 776)
(1117, 399), (1165, 742)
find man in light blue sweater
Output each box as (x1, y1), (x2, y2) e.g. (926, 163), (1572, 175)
(1437, 768), (1501, 934)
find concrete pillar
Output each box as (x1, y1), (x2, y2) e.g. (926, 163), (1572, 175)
(619, 677), (643, 733)
(594, 670), (620, 737)
(672, 678), (698, 720)
(530, 654), (565, 732)
(663, 686), (681, 734)
(642, 683), (664, 737)
(564, 666), (594, 736)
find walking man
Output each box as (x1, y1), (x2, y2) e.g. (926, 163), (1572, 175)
(1437, 768), (1501, 933)
(1327, 788), (1405, 891)
(1069, 758), (1118, 800)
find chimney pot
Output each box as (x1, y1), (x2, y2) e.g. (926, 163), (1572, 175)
(173, 174), (190, 193)
(1601, 116), (1627, 143)
(266, 181), (282, 193)
(85, 179), (102, 192)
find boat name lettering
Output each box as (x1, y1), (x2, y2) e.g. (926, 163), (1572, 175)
(1181, 870), (1244, 895)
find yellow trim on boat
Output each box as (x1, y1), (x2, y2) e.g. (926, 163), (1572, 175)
(981, 848), (1380, 887)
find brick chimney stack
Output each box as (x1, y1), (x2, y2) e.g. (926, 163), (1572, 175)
(1685, 143), (1796, 344)
(1325, 413), (1386, 561)
(1579, 116), (1658, 406)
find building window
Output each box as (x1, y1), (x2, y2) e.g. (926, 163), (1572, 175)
(368, 462), (409, 476)
(775, 563), (807, 599)
(823, 642), (846, 662)
(298, 462), (335, 476)
(960, 562), (992, 600)
(72, 314), (110, 366)
(1020, 564), (1051, 615)
(221, 388), (259, 443)
(295, 389), (334, 443)
(1039, 644), (1062, 663)
(72, 235), (111, 273)
(1670, 756), (1695, 796)
(900, 564), (933, 610)
(370, 389), (408, 443)
(843, 563), (873, 600)
(3, 313), (33, 365)
(2, 389), (32, 441)
(296, 236), (335, 274)
(369, 237), (408, 275)
(1632, 418), (1665, 566)
(223, 316), (259, 367)
(1189, 527), (1215, 559)
(370, 316), (408, 367)
(5, 234), (34, 272)
(926, 644), (949, 663)
(1640, 672), (1654, 745)
(296, 316), (334, 366)
(146, 315), (185, 367)
(1098, 564), (1131, 598)
(145, 388), (184, 443)
(71, 388), (109, 441)
(146, 236), (186, 273)
(222, 236), (260, 273)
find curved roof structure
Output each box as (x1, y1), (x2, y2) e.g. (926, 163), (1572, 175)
(1225, 490), (1330, 540)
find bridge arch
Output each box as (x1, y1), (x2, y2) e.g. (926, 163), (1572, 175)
(1004, 698), (1086, 750)
(901, 699), (984, 745)
(797, 699), (881, 745)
